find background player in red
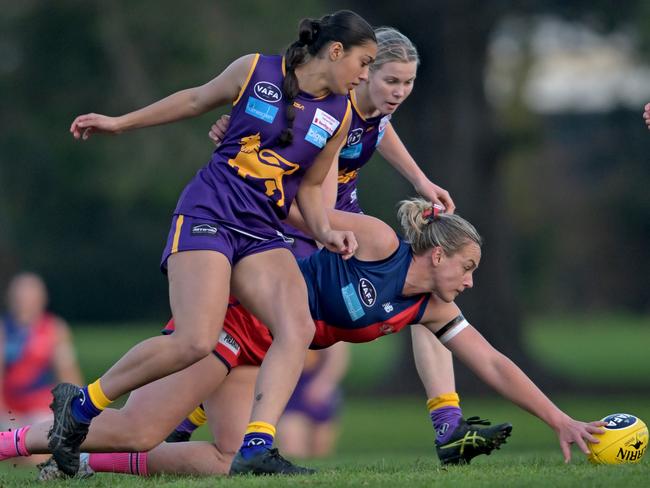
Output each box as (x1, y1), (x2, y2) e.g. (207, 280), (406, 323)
(0, 273), (83, 464)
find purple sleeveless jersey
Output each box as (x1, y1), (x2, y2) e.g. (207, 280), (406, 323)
(174, 54), (351, 239)
(335, 91), (391, 214)
(279, 91), (392, 250)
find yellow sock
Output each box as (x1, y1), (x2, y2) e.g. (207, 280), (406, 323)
(426, 392), (460, 412)
(87, 379), (113, 410)
(244, 421), (276, 437)
(188, 405), (207, 427)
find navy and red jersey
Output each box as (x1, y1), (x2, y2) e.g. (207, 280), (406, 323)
(175, 54), (351, 239)
(299, 239), (428, 347)
(164, 239), (429, 368)
(335, 90), (391, 214)
(2, 313), (58, 412)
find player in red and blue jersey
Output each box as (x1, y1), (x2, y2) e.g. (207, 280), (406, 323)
(0, 273), (82, 466)
(48, 11), (376, 476)
(4, 199), (606, 478)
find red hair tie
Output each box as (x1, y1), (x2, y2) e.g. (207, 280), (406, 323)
(422, 205), (441, 221)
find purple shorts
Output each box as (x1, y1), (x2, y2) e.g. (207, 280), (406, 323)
(283, 370), (342, 423)
(160, 214), (293, 272)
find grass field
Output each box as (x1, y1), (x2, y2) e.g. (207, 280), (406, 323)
(0, 316), (648, 486)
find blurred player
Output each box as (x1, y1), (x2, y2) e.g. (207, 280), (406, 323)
(0, 273), (83, 464)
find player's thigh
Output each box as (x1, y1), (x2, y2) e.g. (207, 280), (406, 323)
(231, 248), (312, 336)
(167, 250), (231, 346)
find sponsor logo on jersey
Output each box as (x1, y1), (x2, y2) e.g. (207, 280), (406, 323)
(340, 143), (362, 159)
(382, 302), (394, 313)
(218, 331), (240, 355)
(305, 124), (328, 148)
(376, 115), (391, 147)
(358, 278), (376, 307)
(341, 283), (365, 321)
(245, 96), (278, 124)
(312, 108), (340, 136)
(378, 115), (391, 132)
(347, 127), (364, 146)
(254, 81), (282, 103)
(191, 223), (218, 236)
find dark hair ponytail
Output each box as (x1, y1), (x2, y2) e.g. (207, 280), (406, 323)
(279, 10), (375, 147)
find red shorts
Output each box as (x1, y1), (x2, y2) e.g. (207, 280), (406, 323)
(162, 297), (273, 371)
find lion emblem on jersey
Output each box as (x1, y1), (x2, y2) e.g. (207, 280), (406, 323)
(228, 133), (300, 207)
(338, 168), (359, 184)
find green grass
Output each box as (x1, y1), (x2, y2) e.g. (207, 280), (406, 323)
(0, 315), (646, 486)
(1, 397), (648, 486)
(524, 313), (650, 386)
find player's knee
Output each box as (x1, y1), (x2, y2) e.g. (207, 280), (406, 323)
(170, 334), (216, 365)
(274, 318), (315, 348)
(130, 432), (163, 452)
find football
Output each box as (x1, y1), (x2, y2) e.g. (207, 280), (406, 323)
(588, 413), (648, 464)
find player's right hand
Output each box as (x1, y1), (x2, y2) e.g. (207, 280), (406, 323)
(209, 114), (231, 145)
(70, 113), (122, 140)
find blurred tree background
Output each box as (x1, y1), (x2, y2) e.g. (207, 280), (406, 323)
(1, 1), (648, 393)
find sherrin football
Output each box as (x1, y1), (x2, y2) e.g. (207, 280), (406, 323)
(588, 413), (647, 464)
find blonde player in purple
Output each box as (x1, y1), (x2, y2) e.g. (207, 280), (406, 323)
(47, 11), (377, 476)
(206, 27), (499, 464)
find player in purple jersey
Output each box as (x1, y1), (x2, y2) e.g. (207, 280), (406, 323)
(14, 198), (605, 479)
(207, 27), (493, 463)
(49, 11), (377, 476)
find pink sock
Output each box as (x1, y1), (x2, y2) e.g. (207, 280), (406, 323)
(88, 452), (148, 476)
(0, 426), (31, 460)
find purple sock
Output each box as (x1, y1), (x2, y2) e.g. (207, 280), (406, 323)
(430, 406), (462, 444)
(175, 418), (198, 434)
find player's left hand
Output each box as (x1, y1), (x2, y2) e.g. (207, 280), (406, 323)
(553, 416), (606, 463)
(414, 179), (456, 214)
(320, 229), (357, 260)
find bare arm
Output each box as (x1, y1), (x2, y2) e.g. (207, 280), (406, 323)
(377, 123), (455, 212)
(70, 54), (256, 139)
(296, 110), (357, 258)
(286, 150), (340, 233)
(419, 315), (605, 462)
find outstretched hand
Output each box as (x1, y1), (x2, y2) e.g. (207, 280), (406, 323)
(70, 113), (122, 140)
(320, 230), (357, 260)
(554, 417), (606, 463)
